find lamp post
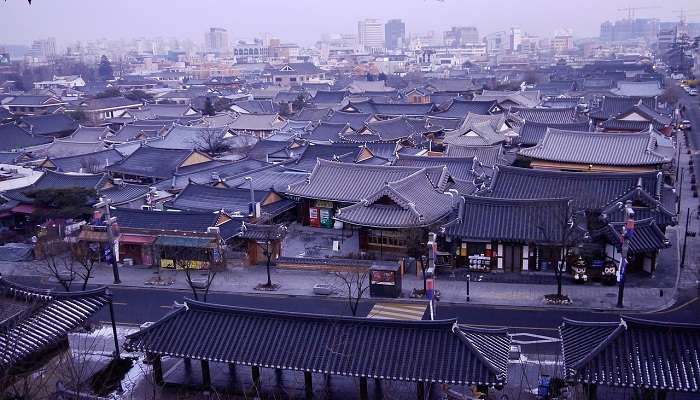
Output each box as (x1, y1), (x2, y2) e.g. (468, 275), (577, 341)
(465, 255), (471, 302)
(95, 197), (121, 284)
(681, 207), (692, 269)
(616, 201), (635, 308)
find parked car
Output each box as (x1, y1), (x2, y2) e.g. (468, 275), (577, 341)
(690, 88), (698, 96)
(680, 120), (692, 130)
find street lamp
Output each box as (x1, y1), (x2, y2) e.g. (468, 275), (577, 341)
(616, 201), (635, 308)
(95, 197), (121, 284)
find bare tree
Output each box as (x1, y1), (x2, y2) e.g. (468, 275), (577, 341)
(193, 128), (232, 156)
(405, 228), (428, 293)
(165, 245), (223, 302)
(535, 201), (576, 302)
(71, 243), (100, 291)
(79, 156), (102, 173)
(333, 269), (370, 317)
(36, 239), (75, 292)
(252, 224), (287, 289)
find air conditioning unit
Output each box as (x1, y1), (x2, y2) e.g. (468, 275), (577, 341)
(207, 226), (220, 234)
(141, 205), (152, 210)
(113, 178), (124, 186)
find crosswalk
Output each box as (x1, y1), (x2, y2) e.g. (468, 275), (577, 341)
(367, 302), (427, 320)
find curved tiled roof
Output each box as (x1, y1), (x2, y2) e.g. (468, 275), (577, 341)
(518, 130), (670, 166)
(508, 106), (581, 124)
(335, 169), (454, 228)
(444, 195), (570, 243)
(481, 166), (660, 211)
(286, 159), (448, 203)
(560, 317), (700, 391)
(517, 121), (591, 146)
(125, 300), (511, 386)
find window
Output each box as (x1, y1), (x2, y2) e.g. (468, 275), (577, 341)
(367, 229), (406, 248)
(290, 77), (297, 82)
(371, 270), (395, 285)
(275, 77), (282, 82)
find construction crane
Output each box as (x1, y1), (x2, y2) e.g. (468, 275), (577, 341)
(617, 5), (660, 20)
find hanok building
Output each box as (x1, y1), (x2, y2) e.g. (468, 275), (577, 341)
(516, 120), (591, 147)
(508, 106), (585, 125)
(16, 113), (78, 138)
(227, 113), (287, 139)
(67, 97), (143, 123)
(124, 301), (511, 399)
(344, 116), (436, 145)
(472, 90), (541, 109)
(340, 100), (436, 118)
(106, 146), (217, 184)
(286, 160), (451, 256)
(589, 95), (657, 126)
(3, 95), (66, 115)
(518, 129), (671, 173)
(560, 317), (700, 398)
(442, 196), (572, 273)
(430, 99), (501, 119)
(600, 100), (673, 134)
(442, 113), (512, 148)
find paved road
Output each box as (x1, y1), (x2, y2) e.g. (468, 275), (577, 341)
(10, 275), (697, 335)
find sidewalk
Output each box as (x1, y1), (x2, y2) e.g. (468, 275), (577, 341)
(0, 256), (674, 312)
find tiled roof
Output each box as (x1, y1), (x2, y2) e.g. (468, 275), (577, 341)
(307, 122), (350, 143)
(74, 97), (142, 111)
(517, 121), (591, 146)
(424, 78), (477, 93)
(231, 100), (277, 114)
(518, 130), (670, 166)
(166, 159), (271, 189)
(443, 120), (505, 147)
(0, 279), (110, 372)
(35, 139), (106, 159)
(291, 143), (359, 172)
(444, 195), (570, 244)
(343, 100), (435, 116)
(226, 165), (309, 192)
(445, 145), (506, 167)
(112, 207), (220, 232)
(125, 300), (510, 386)
(325, 111), (372, 130)
(48, 148), (124, 173)
(596, 218), (670, 254)
(473, 91), (539, 108)
(426, 116), (463, 131)
(286, 159), (448, 203)
(392, 154), (476, 181)
(541, 96), (584, 109)
(107, 146), (212, 180)
(481, 166), (660, 211)
(18, 114), (78, 137)
(31, 170), (108, 191)
(69, 126), (110, 141)
(107, 123), (169, 144)
(335, 169), (454, 228)
(359, 116), (431, 142)
(431, 99), (498, 118)
(228, 113), (286, 132)
(589, 96), (657, 120)
(560, 317), (700, 391)
(168, 183), (265, 214)
(148, 125), (228, 150)
(508, 106), (582, 124)
(290, 107), (333, 122)
(99, 183), (150, 205)
(311, 90), (348, 106)
(0, 123), (52, 151)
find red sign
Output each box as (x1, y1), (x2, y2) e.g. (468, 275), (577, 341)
(309, 207), (320, 228)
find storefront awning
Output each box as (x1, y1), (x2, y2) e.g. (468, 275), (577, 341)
(11, 204), (36, 215)
(119, 234), (156, 245)
(155, 235), (217, 249)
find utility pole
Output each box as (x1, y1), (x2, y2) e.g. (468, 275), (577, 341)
(95, 197), (121, 284)
(616, 201), (635, 308)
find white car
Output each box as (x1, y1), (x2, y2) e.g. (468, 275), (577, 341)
(690, 89), (698, 96)
(680, 120), (692, 130)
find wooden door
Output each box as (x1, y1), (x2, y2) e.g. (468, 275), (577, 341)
(503, 245), (522, 272)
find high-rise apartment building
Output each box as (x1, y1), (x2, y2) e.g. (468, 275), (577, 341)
(385, 19), (406, 50)
(30, 37), (56, 58)
(444, 26), (479, 46)
(358, 19), (385, 52)
(205, 27), (230, 54)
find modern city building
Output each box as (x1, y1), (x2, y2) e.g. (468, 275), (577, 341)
(204, 27), (230, 54)
(385, 19), (406, 50)
(358, 19), (385, 52)
(30, 37), (56, 58)
(444, 26), (479, 47)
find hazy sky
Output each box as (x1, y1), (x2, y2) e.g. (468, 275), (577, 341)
(1, 0), (699, 46)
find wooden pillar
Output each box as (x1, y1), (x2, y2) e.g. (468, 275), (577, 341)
(151, 354), (164, 386)
(252, 365), (261, 389)
(304, 371), (313, 399)
(417, 381), (425, 400)
(201, 360), (211, 387)
(359, 377), (368, 400)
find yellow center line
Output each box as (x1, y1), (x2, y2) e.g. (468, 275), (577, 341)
(649, 296), (698, 314)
